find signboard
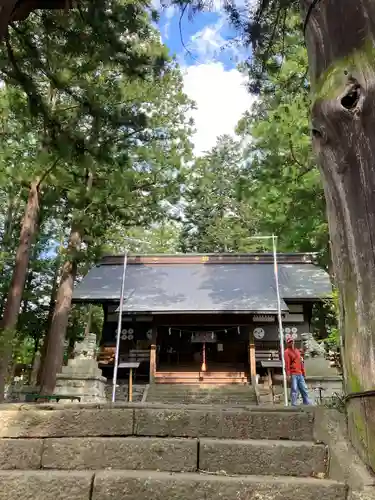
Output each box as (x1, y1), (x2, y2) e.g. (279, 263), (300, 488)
(253, 314), (275, 323)
(191, 332), (217, 343)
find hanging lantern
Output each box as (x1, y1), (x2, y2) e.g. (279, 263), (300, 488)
(237, 326), (240, 335)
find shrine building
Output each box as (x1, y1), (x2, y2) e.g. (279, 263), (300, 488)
(72, 253), (332, 384)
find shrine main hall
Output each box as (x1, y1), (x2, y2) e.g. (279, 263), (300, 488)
(72, 252), (331, 384)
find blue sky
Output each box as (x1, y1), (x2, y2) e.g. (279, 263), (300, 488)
(154, 3), (255, 155)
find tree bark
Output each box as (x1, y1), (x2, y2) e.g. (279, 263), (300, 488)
(301, 0), (375, 471)
(39, 222), (82, 395)
(37, 239), (64, 386)
(0, 181), (40, 401)
(0, 191), (22, 316)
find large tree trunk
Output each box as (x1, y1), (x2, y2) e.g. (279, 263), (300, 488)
(37, 239), (64, 386)
(0, 181), (40, 401)
(302, 0), (375, 471)
(0, 191), (22, 316)
(39, 222), (82, 395)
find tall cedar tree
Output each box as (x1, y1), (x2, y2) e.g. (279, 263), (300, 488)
(203, 0), (375, 471)
(0, 0), (193, 398)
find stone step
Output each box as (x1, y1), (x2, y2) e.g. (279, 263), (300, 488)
(199, 438), (327, 477)
(146, 384), (257, 404)
(147, 394), (256, 406)
(133, 406), (314, 441)
(0, 437), (326, 478)
(146, 398), (257, 404)
(147, 389), (254, 395)
(148, 384), (253, 392)
(0, 470), (346, 500)
(146, 390), (257, 397)
(0, 404), (315, 441)
(94, 470), (345, 500)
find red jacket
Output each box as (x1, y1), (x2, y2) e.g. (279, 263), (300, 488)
(284, 347), (305, 376)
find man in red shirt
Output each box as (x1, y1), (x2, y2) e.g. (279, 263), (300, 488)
(284, 334), (311, 406)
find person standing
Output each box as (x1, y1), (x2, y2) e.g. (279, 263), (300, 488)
(284, 334), (311, 406)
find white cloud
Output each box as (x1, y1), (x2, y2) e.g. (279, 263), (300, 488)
(183, 62), (255, 155)
(162, 4), (176, 39)
(182, 16), (247, 65)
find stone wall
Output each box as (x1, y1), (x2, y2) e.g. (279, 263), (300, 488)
(305, 376), (343, 402)
(270, 375), (343, 405)
(0, 403), (373, 500)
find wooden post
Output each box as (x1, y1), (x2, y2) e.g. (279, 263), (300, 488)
(201, 342), (207, 372)
(128, 368), (133, 402)
(149, 326), (157, 384)
(149, 345), (156, 383)
(249, 328), (257, 385)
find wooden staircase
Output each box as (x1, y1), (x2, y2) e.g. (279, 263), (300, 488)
(155, 370), (248, 385)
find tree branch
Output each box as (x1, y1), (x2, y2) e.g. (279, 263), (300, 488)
(37, 158), (61, 187)
(289, 137), (305, 168)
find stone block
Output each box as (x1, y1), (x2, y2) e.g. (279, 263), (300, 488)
(0, 408), (133, 438)
(349, 488), (375, 500)
(42, 437), (197, 472)
(222, 409), (315, 441)
(0, 439), (43, 469)
(92, 470), (346, 500)
(134, 407), (221, 438)
(313, 408), (375, 489)
(200, 438), (327, 477)
(54, 373), (107, 403)
(347, 398), (369, 466)
(0, 470), (93, 500)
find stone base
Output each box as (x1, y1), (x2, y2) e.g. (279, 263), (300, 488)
(54, 333), (107, 403)
(55, 373), (107, 403)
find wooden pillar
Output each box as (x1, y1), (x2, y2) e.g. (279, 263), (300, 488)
(249, 328), (257, 385)
(128, 368), (133, 402)
(149, 326), (157, 384)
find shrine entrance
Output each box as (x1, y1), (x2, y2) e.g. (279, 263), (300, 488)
(156, 326), (248, 375)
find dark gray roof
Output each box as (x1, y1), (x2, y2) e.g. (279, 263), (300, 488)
(72, 262), (331, 313)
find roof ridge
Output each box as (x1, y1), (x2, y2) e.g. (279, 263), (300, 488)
(99, 253), (318, 266)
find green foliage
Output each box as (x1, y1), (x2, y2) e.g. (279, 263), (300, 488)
(237, 14), (328, 262)
(179, 135), (262, 253)
(179, 14), (328, 262)
(0, 0), (193, 381)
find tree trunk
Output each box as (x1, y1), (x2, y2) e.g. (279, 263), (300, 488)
(0, 181), (40, 401)
(0, 191), (22, 316)
(37, 239), (64, 386)
(301, 0), (375, 471)
(39, 222), (82, 395)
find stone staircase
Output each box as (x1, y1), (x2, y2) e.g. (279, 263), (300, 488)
(0, 402), (370, 500)
(146, 383), (257, 405)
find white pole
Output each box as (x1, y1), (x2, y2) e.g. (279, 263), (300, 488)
(112, 250), (128, 403)
(272, 235), (289, 406)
